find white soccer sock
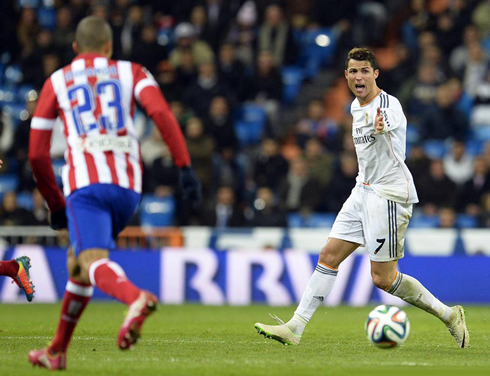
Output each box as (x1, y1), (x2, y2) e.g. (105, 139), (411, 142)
(288, 263), (338, 336)
(386, 272), (454, 325)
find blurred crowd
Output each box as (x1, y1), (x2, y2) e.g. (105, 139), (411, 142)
(1, 0), (490, 230)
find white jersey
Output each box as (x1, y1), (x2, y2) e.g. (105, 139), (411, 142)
(350, 91), (418, 204)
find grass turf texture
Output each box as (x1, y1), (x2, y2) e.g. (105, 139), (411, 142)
(0, 304), (488, 376)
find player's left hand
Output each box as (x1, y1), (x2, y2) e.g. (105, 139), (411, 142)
(49, 208), (68, 230)
(179, 166), (202, 209)
(374, 107), (385, 135)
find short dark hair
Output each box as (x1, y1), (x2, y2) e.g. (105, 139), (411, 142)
(345, 47), (378, 70)
(75, 16), (112, 52)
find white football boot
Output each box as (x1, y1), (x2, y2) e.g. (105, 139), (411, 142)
(254, 314), (301, 346)
(447, 305), (469, 348)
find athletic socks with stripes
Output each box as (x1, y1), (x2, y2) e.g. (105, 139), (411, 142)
(386, 272), (454, 325)
(288, 263), (338, 336)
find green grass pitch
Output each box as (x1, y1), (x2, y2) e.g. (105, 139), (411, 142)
(0, 304), (488, 375)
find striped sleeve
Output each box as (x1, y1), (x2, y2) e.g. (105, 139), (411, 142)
(380, 93), (404, 131)
(132, 63), (159, 102)
(28, 77), (65, 212)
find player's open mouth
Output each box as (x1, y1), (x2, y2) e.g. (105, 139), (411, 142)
(355, 84), (365, 94)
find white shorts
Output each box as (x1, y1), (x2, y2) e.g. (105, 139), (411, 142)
(329, 184), (412, 262)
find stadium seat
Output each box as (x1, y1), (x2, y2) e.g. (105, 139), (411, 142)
(287, 213), (304, 228)
(233, 104), (267, 147)
(408, 215), (439, 229)
(456, 214), (478, 229)
(406, 125), (420, 143)
(4, 65), (23, 85)
(0, 174), (19, 197)
(16, 192), (33, 210)
(0, 85), (17, 104)
(306, 213), (337, 228)
(296, 28), (337, 78)
(37, 7), (57, 30)
(281, 66), (304, 104)
(139, 195), (176, 227)
(466, 139), (484, 156)
(422, 140), (447, 159)
(470, 127), (490, 142)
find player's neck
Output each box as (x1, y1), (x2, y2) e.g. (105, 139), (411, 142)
(358, 87), (382, 106)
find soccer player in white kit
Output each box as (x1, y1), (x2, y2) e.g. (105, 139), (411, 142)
(254, 47), (469, 348)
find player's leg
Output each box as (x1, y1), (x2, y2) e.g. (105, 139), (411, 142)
(365, 194), (469, 348)
(255, 188), (363, 345)
(29, 247), (91, 370)
(0, 256), (35, 302)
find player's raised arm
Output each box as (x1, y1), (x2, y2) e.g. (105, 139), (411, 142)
(28, 78), (67, 229)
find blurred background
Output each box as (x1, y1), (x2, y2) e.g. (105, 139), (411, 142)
(0, 0), (489, 305)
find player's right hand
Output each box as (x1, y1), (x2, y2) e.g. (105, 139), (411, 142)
(49, 208), (68, 230)
(374, 107), (385, 135)
(179, 166), (202, 209)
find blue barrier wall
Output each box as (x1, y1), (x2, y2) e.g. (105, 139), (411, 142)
(0, 246), (489, 305)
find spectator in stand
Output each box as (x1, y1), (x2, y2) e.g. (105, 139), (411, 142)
(131, 24), (167, 74)
(184, 60), (235, 117)
(304, 137), (334, 191)
(325, 152), (357, 212)
(226, 0), (257, 67)
(449, 25), (480, 75)
(419, 83), (468, 141)
(31, 188), (49, 226)
(9, 94), (38, 192)
(200, 186), (245, 228)
(185, 117), (215, 201)
(438, 206), (457, 229)
(256, 4), (298, 67)
(248, 186), (287, 227)
(461, 41), (488, 97)
(398, 62), (442, 123)
(0, 108), (14, 173)
(253, 138), (289, 191)
(204, 96), (238, 152)
(17, 7), (40, 55)
(140, 127), (166, 172)
(191, 2), (230, 53)
(156, 61), (183, 103)
(169, 22), (214, 69)
(148, 143), (179, 196)
(417, 159), (457, 215)
(377, 44), (416, 97)
(295, 99), (338, 150)
(406, 144), (431, 187)
(169, 100), (192, 130)
(52, 6), (76, 65)
(443, 140), (474, 186)
(478, 192), (490, 227)
(214, 147), (246, 199)
(470, 69), (490, 128)
(433, 10), (462, 57)
(244, 50), (283, 134)
(217, 42), (246, 101)
(0, 192), (36, 227)
(446, 76), (473, 122)
(21, 29), (57, 88)
(457, 156), (490, 215)
(120, 5), (144, 59)
(472, 0), (490, 38)
(279, 157), (324, 213)
(175, 49), (198, 89)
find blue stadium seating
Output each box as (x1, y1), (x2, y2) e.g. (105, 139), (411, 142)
(16, 192), (33, 211)
(456, 214), (478, 229)
(470, 127), (490, 142)
(233, 104), (267, 147)
(37, 7), (56, 30)
(288, 212), (337, 228)
(281, 66), (304, 104)
(422, 140), (447, 159)
(0, 85), (18, 104)
(139, 195), (176, 227)
(4, 65), (23, 85)
(287, 213), (304, 227)
(408, 215), (439, 229)
(466, 139), (484, 156)
(0, 174), (19, 197)
(2, 103), (28, 128)
(296, 28), (337, 78)
(17, 84), (35, 102)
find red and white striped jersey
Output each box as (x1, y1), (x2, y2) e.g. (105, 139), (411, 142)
(29, 53), (190, 212)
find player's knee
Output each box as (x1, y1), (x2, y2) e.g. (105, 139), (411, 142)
(371, 271), (393, 291)
(319, 245), (341, 269)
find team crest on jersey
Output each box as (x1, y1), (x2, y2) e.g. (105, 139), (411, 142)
(365, 113), (369, 126)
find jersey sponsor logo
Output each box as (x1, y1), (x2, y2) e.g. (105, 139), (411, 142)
(353, 134), (376, 145)
(76, 134), (132, 153)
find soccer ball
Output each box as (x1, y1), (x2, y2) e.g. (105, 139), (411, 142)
(365, 305), (410, 348)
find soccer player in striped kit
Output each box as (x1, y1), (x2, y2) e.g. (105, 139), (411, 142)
(255, 48), (469, 349)
(28, 16), (201, 370)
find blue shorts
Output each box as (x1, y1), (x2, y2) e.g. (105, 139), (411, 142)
(66, 184), (141, 255)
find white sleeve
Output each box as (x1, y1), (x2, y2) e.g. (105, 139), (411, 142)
(382, 97), (406, 132)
